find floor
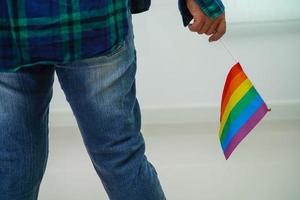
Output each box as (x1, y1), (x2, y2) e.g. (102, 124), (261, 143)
(39, 120), (300, 200)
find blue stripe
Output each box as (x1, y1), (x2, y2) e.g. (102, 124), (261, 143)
(221, 93), (263, 151)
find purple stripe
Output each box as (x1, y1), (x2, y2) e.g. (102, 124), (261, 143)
(224, 102), (268, 160)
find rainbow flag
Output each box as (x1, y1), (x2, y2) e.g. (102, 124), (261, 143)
(219, 62), (271, 160)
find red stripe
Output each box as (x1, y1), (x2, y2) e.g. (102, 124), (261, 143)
(220, 62), (244, 120)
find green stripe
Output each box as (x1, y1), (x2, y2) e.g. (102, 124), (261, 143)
(110, 0), (118, 47)
(72, 0), (81, 60)
(195, 0), (224, 20)
(6, 1), (19, 66)
(66, 0), (75, 60)
(220, 86), (258, 142)
(59, 0), (70, 61)
(18, 0), (31, 63)
(117, 1), (129, 42)
(108, 0), (128, 53)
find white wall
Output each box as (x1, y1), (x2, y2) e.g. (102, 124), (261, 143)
(49, 1), (300, 127)
(223, 0), (300, 22)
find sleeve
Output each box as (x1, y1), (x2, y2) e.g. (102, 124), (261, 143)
(129, 0), (151, 14)
(178, 0), (225, 27)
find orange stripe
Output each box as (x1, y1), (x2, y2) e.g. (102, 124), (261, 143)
(221, 63), (243, 108)
(220, 71), (248, 121)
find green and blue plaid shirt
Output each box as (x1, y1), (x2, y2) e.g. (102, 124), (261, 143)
(0, 0), (224, 72)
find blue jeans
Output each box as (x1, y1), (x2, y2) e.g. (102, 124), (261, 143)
(0, 13), (166, 200)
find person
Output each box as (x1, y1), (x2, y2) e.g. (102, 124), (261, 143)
(0, 0), (226, 199)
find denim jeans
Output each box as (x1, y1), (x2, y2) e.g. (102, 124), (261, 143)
(0, 12), (166, 200)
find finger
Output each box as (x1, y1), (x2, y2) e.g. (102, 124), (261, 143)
(209, 20), (226, 42)
(188, 16), (205, 32)
(207, 13), (225, 35)
(208, 28), (224, 42)
(208, 29), (225, 42)
(198, 19), (212, 35)
(206, 20), (219, 35)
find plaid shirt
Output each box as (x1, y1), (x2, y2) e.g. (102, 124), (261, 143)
(0, 0), (224, 72)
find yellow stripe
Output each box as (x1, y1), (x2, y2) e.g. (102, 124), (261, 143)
(219, 79), (253, 137)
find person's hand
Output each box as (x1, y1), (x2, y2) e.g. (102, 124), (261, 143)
(186, 0), (226, 42)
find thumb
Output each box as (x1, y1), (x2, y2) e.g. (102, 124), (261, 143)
(186, 0), (205, 32)
(188, 16), (204, 32)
